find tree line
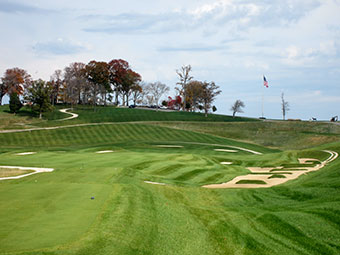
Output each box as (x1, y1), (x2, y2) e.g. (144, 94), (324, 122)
(0, 61), (222, 118)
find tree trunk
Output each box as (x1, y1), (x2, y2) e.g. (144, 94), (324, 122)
(39, 111), (42, 119)
(115, 87), (119, 105)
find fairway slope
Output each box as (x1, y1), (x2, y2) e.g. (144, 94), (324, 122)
(1, 117), (340, 255)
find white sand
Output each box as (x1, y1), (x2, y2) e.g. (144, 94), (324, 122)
(220, 162), (233, 165)
(214, 149), (237, 153)
(144, 181), (166, 185)
(203, 150), (338, 189)
(155, 145), (183, 148)
(0, 165), (54, 180)
(96, 150), (114, 154)
(16, 152), (36, 155)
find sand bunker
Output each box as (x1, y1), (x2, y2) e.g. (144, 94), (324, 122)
(155, 145), (183, 148)
(144, 180), (166, 185)
(214, 149), (237, 153)
(0, 165), (54, 180)
(96, 150), (114, 154)
(220, 162), (233, 165)
(16, 152), (36, 155)
(203, 150), (338, 189)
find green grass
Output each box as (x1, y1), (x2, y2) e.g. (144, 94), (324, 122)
(154, 121), (340, 150)
(236, 179), (267, 184)
(1, 106), (340, 254)
(38, 106), (258, 126)
(269, 174), (286, 179)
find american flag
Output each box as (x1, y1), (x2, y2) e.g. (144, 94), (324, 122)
(263, 76), (268, 88)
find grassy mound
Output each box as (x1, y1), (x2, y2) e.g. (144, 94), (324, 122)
(39, 106), (257, 126)
(269, 174), (287, 179)
(236, 179), (267, 184)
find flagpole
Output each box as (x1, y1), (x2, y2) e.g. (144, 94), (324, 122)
(262, 75), (264, 118)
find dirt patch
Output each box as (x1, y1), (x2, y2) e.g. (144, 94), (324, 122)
(0, 167), (34, 178)
(0, 165), (54, 180)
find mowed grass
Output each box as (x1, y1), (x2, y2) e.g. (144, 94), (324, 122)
(38, 105), (257, 127)
(1, 114), (340, 254)
(154, 121), (340, 150)
(0, 145), (339, 255)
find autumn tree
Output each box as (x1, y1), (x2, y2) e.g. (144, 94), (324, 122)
(200, 82), (221, 117)
(176, 65), (193, 110)
(1, 68), (32, 99)
(145, 82), (170, 110)
(185, 80), (204, 112)
(120, 70), (141, 106)
(108, 59), (129, 105)
(281, 92), (290, 120)
(230, 99), (245, 118)
(84, 61), (110, 107)
(25, 79), (53, 119)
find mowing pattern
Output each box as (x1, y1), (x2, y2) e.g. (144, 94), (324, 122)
(1, 119), (340, 255)
(0, 123), (271, 153)
(44, 107), (257, 124)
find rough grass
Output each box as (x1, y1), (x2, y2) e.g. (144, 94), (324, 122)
(269, 174), (286, 179)
(236, 179), (267, 184)
(154, 121), (340, 150)
(0, 105), (40, 130)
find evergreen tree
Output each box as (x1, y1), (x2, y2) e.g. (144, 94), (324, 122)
(25, 79), (53, 119)
(9, 92), (22, 114)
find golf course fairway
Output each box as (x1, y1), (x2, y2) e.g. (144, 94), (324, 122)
(0, 107), (340, 255)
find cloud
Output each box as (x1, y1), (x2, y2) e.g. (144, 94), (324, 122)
(32, 39), (87, 56)
(80, 1), (321, 35)
(281, 41), (339, 67)
(0, 1), (53, 14)
(158, 44), (225, 52)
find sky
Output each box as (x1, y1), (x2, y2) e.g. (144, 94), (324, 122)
(0, 0), (339, 120)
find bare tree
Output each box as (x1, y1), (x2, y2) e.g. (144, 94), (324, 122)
(145, 82), (170, 110)
(130, 82), (143, 105)
(281, 92), (289, 120)
(64, 62), (87, 105)
(200, 81), (221, 117)
(50, 69), (63, 105)
(176, 65), (193, 110)
(230, 100), (245, 118)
